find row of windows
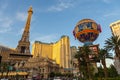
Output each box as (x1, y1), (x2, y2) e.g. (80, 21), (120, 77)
(111, 22), (120, 27)
(77, 22), (98, 31)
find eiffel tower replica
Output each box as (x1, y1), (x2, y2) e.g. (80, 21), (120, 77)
(9, 7), (33, 62)
(16, 6), (32, 54)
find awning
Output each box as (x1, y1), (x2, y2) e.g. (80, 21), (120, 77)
(0, 72), (28, 76)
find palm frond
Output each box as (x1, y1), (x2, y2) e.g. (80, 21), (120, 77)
(104, 35), (120, 58)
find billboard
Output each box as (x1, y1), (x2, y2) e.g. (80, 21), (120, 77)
(78, 44), (99, 62)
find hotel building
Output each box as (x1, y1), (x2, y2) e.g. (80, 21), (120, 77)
(110, 20), (120, 74)
(32, 35), (71, 69)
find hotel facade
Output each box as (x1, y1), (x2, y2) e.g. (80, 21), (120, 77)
(110, 20), (120, 36)
(32, 35), (71, 69)
(110, 20), (120, 74)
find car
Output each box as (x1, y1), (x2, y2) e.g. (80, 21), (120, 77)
(1, 78), (8, 80)
(53, 77), (61, 80)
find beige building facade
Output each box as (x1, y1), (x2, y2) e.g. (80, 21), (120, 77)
(0, 45), (15, 62)
(32, 35), (71, 69)
(20, 56), (60, 79)
(110, 20), (120, 74)
(70, 46), (79, 76)
(110, 20), (120, 36)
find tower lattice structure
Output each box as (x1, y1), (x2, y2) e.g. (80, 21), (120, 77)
(16, 6), (33, 54)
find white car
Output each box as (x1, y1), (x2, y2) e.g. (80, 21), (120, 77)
(53, 77), (61, 80)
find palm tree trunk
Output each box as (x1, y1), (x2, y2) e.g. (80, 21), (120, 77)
(86, 56), (92, 80)
(87, 62), (91, 80)
(102, 58), (108, 79)
(115, 46), (120, 61)
(78, 59), (81, 72)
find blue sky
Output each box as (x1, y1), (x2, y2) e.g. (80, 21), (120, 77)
(1, 0), (120, 67)
(0, 0), (120, 51)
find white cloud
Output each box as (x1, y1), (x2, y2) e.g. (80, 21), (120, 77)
(47, 0), (73, 12)
(0, 28), (11, 33)
(103, 10), (120, 18)
(91, 0), (113, 3)
(0, 3), (13, 33)
(0, 17), (13, 33)
(31, 34), (59, 44)
(16, 12), (27, 21)
(102, 0), (113, 3)
(16, 27), (24, 36)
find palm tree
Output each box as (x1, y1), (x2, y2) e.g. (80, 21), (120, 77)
(98, 48), (113, 79)
(74, 48), (85, 78)
(108, 64), (118, 77)
(104, 35), (120, 59)
(82, 46), (92, 80)
(74, 46), (92, 80)
(0, 62), (8, 78)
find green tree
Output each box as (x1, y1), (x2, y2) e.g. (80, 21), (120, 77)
(98, 48), (113, 79)
(74, 48), (87, 73)
(74, 46), (93, 80)
(0, 62), (8, 78)
(104, 36), (120, 59)
(95, 65), (104, 78)
(74, 47), (87, 79)
(49, 72), (55, 78)
(108, 64), (118, 77)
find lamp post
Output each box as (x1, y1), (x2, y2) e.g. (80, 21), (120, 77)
(16, 72), (18, 80)
(0, 56), (2, 64)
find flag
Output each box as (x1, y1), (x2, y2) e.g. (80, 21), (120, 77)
(98, 24), (102, 32)
(73, 30), (76, 40)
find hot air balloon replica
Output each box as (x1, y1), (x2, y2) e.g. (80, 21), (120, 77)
(73, 19), (102, 46)
(73, 19), (102, 75)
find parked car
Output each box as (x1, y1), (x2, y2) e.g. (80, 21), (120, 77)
(53, 77), (61, 80)
(1, 78), (8, 80)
